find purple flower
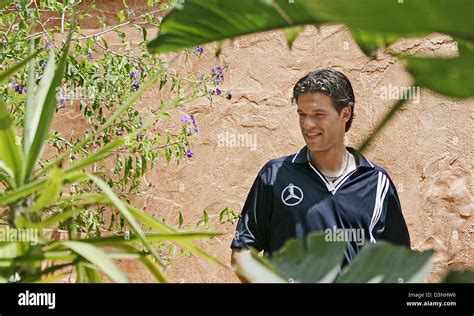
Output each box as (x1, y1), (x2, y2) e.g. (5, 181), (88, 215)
(196, 45), (204, 54)
(40, 61), (47, 68)
(180, 115), (190, 123)
(190, 114), (198, 133)
(58, 98), (65, 109)
(131, 80), (140, 91)
(11, 82), (24, 94)
(211, 66), (224, 85)
(214, 88), (221, 96)
(88, 51), (93, 59)
(185, 149), (193, 158)
(130, 69), (140, 79)
(47, 42), (53, 49)
(15, 2), (20, 11)
(139, 121), (143, 127)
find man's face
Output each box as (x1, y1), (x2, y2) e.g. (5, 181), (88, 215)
(297, 92), (350, 152)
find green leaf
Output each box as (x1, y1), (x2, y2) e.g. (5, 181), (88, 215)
(0, 50), (40, 84)
(403, 40), (474, 98)
(83, 231), (220, 246)
(125, 203), (224, 267)
(283, 25), (303, 49)
(148, 0), (473, 54)
(232, 248), (287, 283)
(178, 212), (184, 228)
(87, 174), (163, 265)
(337, 241), (433, 283)
(118, 10), (126, 23)
(31, 167), (64, 213)
(0, 99), (24, 187)
(269, 233), (347, 283)
(147, 0), (315, 53)
(23, 53), (56, 176)
(350, 28), (401, 57)
(24, 207), (77, 229)
(0, 171), (90, 206)
(302, 0), (473, 42)
(23, 29), (74, 181)
(62, 241), (129, 283)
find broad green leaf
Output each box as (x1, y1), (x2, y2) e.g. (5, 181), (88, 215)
(148, 0), (473, 54)
(0, 99), (24, 187)
(31, 167), (65, 213)
(269, 233), (347, 283)
(336, 241), (433, 283)
(284, 26), (303, 49)
(23, 29), (74, 181)
(87, 174), (163, 266)
(147, 0), (315, 53)
(232, 249), (287, 283)
(62, 241), (129, 283)
(0, 177), (46, 206)
(84, 266), (101, 283)
(23, 53), (56, 174)
(0, 242), (18, 259)
(24, 207), (77, 229)
(350, 28), (401, 57)
(403, 40), (474, 98)
(302, 0), (473, 42)
(139, 254), (168, 283)
(0, 171), (91, 206)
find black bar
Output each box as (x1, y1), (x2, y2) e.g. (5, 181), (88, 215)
(0, 283), (472, 315)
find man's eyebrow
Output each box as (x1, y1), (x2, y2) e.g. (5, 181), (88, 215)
(297, 109), (327, 113)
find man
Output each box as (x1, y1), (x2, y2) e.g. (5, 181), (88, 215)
(230, 69), (410, 282)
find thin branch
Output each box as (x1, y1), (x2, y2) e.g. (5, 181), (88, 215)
(55, 136), (91, 156)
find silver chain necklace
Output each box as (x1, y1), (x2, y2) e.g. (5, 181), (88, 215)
(309, 150), (350, 182)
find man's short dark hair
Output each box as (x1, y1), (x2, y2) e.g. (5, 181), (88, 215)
(292, 69), (355, 132)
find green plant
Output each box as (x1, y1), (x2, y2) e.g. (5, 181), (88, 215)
(1, 0), (232, 237)
(236, 233), (474, 283)
(0, 25), (221, 283)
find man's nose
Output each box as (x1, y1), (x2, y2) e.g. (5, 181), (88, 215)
(302, 117), (316, 130)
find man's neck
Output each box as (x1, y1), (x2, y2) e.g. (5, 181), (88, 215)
(309, 143), (347, 174)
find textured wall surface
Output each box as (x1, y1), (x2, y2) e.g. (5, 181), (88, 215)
(52, 19), (473, 282)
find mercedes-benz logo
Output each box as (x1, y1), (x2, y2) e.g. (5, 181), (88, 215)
(281, 183), (304, 206)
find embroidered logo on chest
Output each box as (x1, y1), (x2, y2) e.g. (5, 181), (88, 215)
(281, 183), (304, 206)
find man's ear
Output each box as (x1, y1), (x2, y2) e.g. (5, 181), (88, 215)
(342, 106), (352, 122)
